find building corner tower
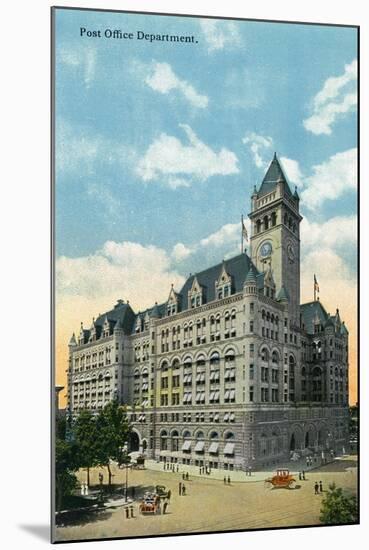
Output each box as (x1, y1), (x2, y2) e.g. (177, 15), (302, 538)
(249, 153), (302, 327)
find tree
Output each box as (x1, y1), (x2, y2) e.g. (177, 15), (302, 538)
(55, 416), (80, 512)
(320, 483), (358, 525)
(94, 401), (131, 486)
(73, 409), (98, 486)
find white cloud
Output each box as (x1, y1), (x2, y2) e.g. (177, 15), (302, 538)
(56, 240), (185, 304)
(200, 222), (240, 248)
(199, 20), (241, 52)
(280, 157), (303, 188)
(303, 59), (357, 135)
(301, 215), (357, 252)
(136, 124), (239, 187)
(145, 62), (208, 108)
(242, 132), (273, 169)
(58, 45), (97, 88)
(171, 243), (193, 262)
(301, 148), (357, 209)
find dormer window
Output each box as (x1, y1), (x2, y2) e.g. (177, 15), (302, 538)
(215, 263), (232, 302)
(188, 276), (204, 309)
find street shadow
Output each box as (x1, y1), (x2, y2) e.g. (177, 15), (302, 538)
(18, 524), (50, 542)
(56, 508), (113, 528)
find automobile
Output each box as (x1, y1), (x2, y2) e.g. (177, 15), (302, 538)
(264, 469), (296, 489)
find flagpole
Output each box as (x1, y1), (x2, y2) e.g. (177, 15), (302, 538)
(314, 274), (316, 302)
(241, 214), (244, 254)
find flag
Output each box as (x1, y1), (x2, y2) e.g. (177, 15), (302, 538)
(314, 274), (319, 292)
(242, 218), (248, 242)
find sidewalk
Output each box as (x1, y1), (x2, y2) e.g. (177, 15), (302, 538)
(144, 455), (350, 484)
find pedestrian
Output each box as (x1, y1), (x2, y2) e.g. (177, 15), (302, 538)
(130, 505), (134, 518)
(298, 472), (302, 481)
(182, 472), (185, 480)
(85, 483), (89, 496)
(306, 457), (309, 467)
(179, 482), (182, 495)
(176, 464), (179, 472)
(182, 484), (186, 496)
(302, 470), (306, 481)
(125, 507), (130, 519)
(186, 472), (189, 481)
(314, 481), (319, 495)
(248, 466), (252, 477)
(167, 489), (171, 501)
(224, 476), (227, 484)
(99, 472), (103, 485)
(163, 500), (168, 514)
(80, 483), (84, 496)
(228, 475), (231, 485)
(319, 481), (323, 493)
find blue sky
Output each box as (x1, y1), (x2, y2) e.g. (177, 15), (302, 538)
(55, 8), (357, 307)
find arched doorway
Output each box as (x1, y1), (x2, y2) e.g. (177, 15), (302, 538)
(129, 431), (140, 452)
(290, 433), (296, 451)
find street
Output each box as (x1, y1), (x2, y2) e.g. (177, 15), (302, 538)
(55, 455), (357, 542)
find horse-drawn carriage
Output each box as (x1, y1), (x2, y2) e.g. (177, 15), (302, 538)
(264, 469), (296, 489)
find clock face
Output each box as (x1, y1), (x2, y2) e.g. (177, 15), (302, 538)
(260, 241), (272, 257)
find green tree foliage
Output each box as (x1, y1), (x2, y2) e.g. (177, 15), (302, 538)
(73, 409), (98, 486)
(94, 401), (131, 485)
(320, 483), (358, 525)
(55, 416), (80, 511)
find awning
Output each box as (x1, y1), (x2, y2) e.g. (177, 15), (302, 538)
(224, 443), (235, 455)
(229, 413), (235, 422)
(194, 441), (205, 452)
(229, 389), (236, 400)
(182, 440), (191, 451)
(214, 413), (219, 421)
(208, 442), (219, 454)
(224, 413), (230, 422)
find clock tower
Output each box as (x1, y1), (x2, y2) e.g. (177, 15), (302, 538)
(249, 153), (303, 324)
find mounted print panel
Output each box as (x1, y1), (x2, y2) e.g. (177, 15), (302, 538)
(51, 6), (359, 543)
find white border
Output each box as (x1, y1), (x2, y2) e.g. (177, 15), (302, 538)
(1, 1), (366, 549)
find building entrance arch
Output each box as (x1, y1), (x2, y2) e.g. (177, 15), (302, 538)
(129, 431), (140, 452)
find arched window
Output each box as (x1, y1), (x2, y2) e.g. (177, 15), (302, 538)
(256, 219), (261, 234)
(261, 348), (269, 362)
(161, 360), (169, 372)
(225, 431), (235, 440)
(160, 430), (168, 451)
(271, 212), (277, 226)
(272, 351), (279, 364)
(171, 430), (179, 452)
(196, 354), (206, 367)
(264, 215), (269, 230)
(210, 352), (220, 366)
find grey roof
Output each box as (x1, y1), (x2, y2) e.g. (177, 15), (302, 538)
(179, 253), (254, 310)
(257, 153), (293, 198)
(131, 302), (167, 333)
(341, 322), (349, 335)
(245, 265), (257, 283)
(94, 301), (136, 335)
(276, 285), (290, 302)
(300, 301), (329, 334)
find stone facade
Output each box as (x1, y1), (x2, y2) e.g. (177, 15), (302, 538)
(66, 155), (350, 470)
